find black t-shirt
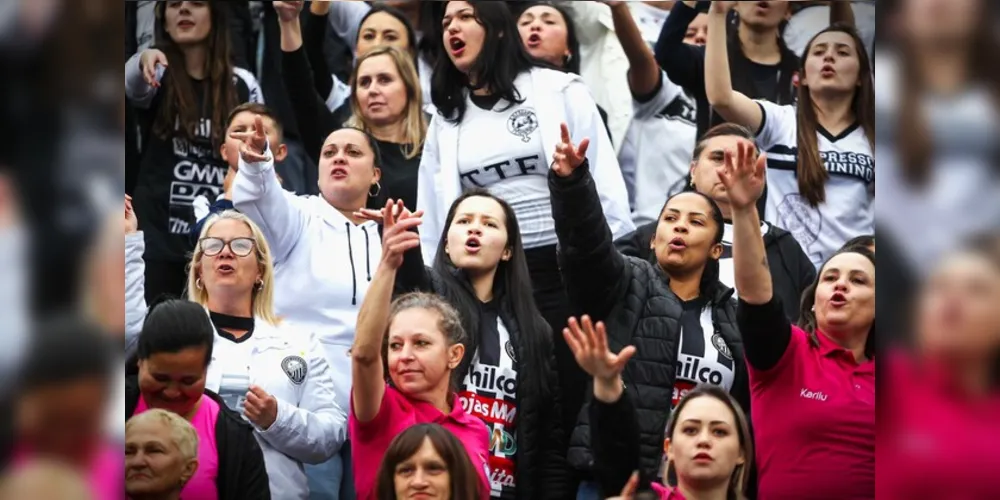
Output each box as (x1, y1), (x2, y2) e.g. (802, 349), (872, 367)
(134, 72), (253, 263)
(747, 60), (782, 106)
(368, 138), (422, 213)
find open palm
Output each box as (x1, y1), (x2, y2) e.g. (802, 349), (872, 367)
(563, 316), (636, 382)
(717, 140), (766, 210)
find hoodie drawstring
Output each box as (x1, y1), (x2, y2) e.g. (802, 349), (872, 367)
(362, 226), (372, 281)
(346, 222), (358, 306)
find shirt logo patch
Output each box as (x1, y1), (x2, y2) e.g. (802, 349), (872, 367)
(507, 108), (539, 142)
(281, 355), (308, 385)
(711, 333), (733, 360)
(800, 388), (829, 402)
(505, 340), (517, 363)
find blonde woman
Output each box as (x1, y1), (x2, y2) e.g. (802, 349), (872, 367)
(125, 208), (346, 500)
(277, 1), (427, 211)
(125, 409), (200, 500)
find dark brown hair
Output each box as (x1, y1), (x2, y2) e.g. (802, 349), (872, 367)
(691, 123), (759, 162)
(225, 103), (285, 144)
(152, 1), (240, 149)
(798, 246), (876, 359)
(795, 24), (875, 207)
(896, 1), (1000, 185)
(375, 424), (483, 500)
(663, 385), (753, 500)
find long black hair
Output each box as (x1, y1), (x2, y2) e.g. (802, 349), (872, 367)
(432, 1), (541, 123)
(654, 192), (727, 301)
(512, 1), (582, 75)
(432, 189), (554, 398)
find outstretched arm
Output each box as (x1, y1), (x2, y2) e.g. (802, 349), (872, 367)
(704, 1), (763, 131)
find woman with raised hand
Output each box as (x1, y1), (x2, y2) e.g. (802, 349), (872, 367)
(125, 203), (346, 500)
(720, 138), (874, 498)
(125, 0), (263, 302)
(564, 316), (754, 500)
(705, 0), (875, 269)
(421, 1), (634, 432)
(374, 424), (485, 500)
(276, 1), (427, 211)
(349, 200), (489, 499)
(547, 123), (750, 500)
(359, 190), (569, 498)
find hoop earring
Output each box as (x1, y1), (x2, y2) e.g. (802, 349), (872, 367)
(255, 279), (264, 290)
(196, 278), (203, 290)
(369, 182), (381, 198)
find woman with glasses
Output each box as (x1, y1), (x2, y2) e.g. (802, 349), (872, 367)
(125, 205), (346, 500)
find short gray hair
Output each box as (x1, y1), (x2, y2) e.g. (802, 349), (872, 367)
(126, 409), (199, 462)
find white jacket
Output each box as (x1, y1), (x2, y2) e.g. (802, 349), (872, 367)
(124, 233), (346, 500)
(205, 322), (346, 500)
(416, 67), (635, 264)
(232, 149), (382, 413)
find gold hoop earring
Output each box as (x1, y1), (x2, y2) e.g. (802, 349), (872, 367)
(369, 182), (381, 198)
(196, 278), (203, 290)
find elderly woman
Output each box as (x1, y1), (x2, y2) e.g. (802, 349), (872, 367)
(125, 409), (200, 500)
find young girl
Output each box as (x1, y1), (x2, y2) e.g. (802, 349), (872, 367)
(419, 1), (634, 430)
(547, 125), (750, 500)
(706, 1), (875, 268)
(565, 315), (754, 500)
(375, 424), (484, 500)
(125, 0), (263, 302)
(350, 201), (490, 499)
(360, 190), (569, 498)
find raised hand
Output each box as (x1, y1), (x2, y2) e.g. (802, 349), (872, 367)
(716, 139), (766, 211)
(139, 49), (168, 88)
(273, 1), (304, 23)
(353, 205), (424, 225)
(379, 199), (422, 270)
(606, 471), (640, 500)
(711, 1), (738, 14)
(125, 195), (138, 234)
(551, 123), (590, 178)
(228, 115), (271, 164)
(563, 316), (636, 382)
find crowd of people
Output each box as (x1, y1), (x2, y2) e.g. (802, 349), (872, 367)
(110, 1), (999, 500)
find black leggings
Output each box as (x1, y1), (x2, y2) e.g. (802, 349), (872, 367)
(524, 244), (588, 433)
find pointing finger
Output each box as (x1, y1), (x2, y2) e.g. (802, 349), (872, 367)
(576, 138), (590, 160)
(560, 123), (571, 145)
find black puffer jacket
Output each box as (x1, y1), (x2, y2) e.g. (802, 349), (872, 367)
(394, 250), (572, 499)
(549, 163), (751, 494)
(615, 221), (815, 322)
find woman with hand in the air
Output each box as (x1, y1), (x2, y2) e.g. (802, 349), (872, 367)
(349, 200), (490, 500)
(565, 317), (755, 500)
(548, 123), (750, 500)
(721, 137), (874, 499)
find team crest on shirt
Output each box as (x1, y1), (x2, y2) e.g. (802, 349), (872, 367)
(505, 341), (517, 363)
(281, 355), (308, 385)
(507, 108), (539, 142)
(711, 333), (733, 360)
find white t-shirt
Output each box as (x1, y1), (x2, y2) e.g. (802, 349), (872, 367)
(457, 93), (552, 249)
(459, 314), (519, 499)
(672, 299), (736, 409)
(214, 334), (256, 416)
(784, 1), (876, 60)
(629, 2), (671, 48)
(620, 70), (698, 225)
(756, 100), (874, 269)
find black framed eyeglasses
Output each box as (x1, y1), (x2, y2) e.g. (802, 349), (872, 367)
(199, 237), (256, 257)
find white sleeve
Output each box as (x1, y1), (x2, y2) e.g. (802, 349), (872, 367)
(555, 1), (612, 46)
(327, 1), (371, 52)
(565, 79), (636, 240)
(754, 100), (798, 151)
(125, 232), (149, 360)
(416, 116), (444, 265)
(125, 51), (163, 109)
(0, 226), (27, 387)
(232, 146), (310, 266)
(632, 70), (686, 121)
(256, 333), (347, 463)
(325, 76), (353, 113)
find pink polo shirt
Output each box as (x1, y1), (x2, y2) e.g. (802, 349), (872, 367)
(878, 353), (1000, 499)
(349, 384), (490, 500)
(749, 326), (875, 499)
(134, 395), (221, 500)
